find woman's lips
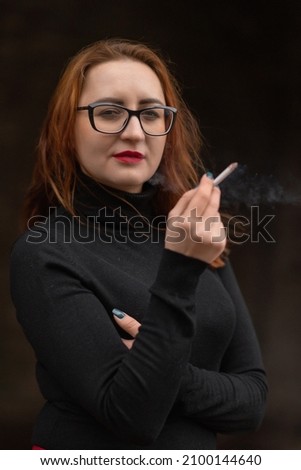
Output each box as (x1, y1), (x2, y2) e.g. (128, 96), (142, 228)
(113, 151), (145, 164)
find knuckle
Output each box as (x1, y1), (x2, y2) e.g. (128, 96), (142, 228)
(127, 318), (138, 328)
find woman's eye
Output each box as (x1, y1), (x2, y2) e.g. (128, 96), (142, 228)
(142, 110), (161, 120)
(95, 107), (123, 119)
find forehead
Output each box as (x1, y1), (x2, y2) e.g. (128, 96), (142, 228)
(80, 59), (165, 102)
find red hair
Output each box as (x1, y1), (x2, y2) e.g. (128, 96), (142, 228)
(22, 38), (204, 229)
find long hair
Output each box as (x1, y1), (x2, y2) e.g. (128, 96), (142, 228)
(22, 38), (204, 229)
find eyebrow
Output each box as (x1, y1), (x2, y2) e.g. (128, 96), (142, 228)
(91, 97), (166, 106)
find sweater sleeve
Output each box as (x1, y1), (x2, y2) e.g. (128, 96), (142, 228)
(176, 261), (268, 433)
(10, 237), (206, 446)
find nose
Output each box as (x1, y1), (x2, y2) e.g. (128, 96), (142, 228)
(120, 115), (145, 140)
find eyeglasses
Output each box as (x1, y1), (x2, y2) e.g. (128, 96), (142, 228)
(77, 102), (177, 136)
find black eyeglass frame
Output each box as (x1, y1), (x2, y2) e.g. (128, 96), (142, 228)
(76, 102), (177, 136)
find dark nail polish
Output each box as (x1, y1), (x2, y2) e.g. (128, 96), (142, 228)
(206, 171), (214, 179)
(112, 308), (125, 319)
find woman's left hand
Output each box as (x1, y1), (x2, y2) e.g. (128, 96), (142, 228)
(113, 310), (141, 349)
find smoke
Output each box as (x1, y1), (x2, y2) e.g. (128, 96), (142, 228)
(219, 164), (301, 209)
(149, 164), (301, 209)
(148, 171), (167, 188)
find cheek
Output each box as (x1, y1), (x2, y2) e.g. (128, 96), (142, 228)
(151, 138), (166, 163)
(74, 121), (109, 159)
(74, 120), (90, 157)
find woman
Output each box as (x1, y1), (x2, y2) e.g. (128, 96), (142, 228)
(10, 38), (267, 450)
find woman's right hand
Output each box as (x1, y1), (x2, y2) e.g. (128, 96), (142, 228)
(165, 174), (226, 264)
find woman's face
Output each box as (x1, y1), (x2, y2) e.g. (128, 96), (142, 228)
(75, 59), (167, 193)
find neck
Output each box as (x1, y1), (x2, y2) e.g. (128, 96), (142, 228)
(74, 171), (159, 221)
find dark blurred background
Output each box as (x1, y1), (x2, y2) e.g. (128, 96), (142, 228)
(1, 0), (301, 449)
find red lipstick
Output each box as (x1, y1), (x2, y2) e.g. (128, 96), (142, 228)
(113, 151), (144, 164)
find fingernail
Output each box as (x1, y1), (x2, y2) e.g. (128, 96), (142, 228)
(206, 171), (214, 179)
(112, 308), (125, 319)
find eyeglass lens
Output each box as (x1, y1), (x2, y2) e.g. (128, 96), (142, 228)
(92, 105), (173, 135)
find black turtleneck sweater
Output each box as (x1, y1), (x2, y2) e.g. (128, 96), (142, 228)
(10, 175), (267, 450)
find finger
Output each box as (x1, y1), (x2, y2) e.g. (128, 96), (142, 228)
(112, 308), (141, 338)
(168, 174), (215, 218)
(187, 174), (215, 216)
(201, 185), (221, 217)
(121, 338), (135, 350)
(168, 188), (198, 217)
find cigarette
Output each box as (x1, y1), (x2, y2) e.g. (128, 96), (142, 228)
(213, 162), (238, 186)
